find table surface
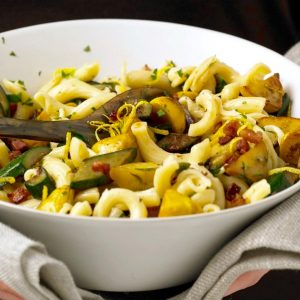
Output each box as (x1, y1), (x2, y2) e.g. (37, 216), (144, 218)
(1, 0), (300, 299)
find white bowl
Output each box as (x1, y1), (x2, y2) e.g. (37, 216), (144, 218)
(1, 19), (300, 292)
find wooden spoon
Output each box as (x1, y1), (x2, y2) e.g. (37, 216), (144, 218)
(0, 87), (165, 146)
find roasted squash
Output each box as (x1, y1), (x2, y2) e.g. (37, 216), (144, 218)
(258, 116), (300, 134)
(110, 162), (158, 191)
(150, 96), (186, 133)
(279, 132), (300, 166)
(225, 142), (269, 183)
(240, 63), (284, 113)
(158, 189), (196, 217)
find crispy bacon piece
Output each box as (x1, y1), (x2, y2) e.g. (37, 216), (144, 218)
(219, 120), (240, 145)
(226, 183), (241, 201)
(11, 140), (28, 152)
(226, 197), (246, 208)
(147, 206), (160, 217)
(8, 187), (30, 204)
(239, 128), (263, 144)
(236, 138), (250, 154)
(9, 150), (22, 160)
(92, 161), (110, 175)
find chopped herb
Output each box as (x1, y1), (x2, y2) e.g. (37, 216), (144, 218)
(10, 51), (16, 57)
(163, 60), (177, 73)
(61, 70), (74, 78)
(177, 69), (183, 78)
(23, 98), (33, 106)
(241, 161), (246, 170)
(17, 80), (25, 88)
(240, 112), (247, 119)
(91, 106), (96, 112)
(151, 68), (158, 80)
(242, 101), (247, 104)
(169, 60), (176, 68)
(174, 162), (190, 177)
(210, 166), (221, 176)
(7, 93), (22, 103)
(38, 71), (42, 76)
(157, 108), (166, 117)
(70, 130), (87, 142)
(83, 45), (91, 52)
(215, 75), (227, 93)
(261, 126), (266, 131)
(276, 93), (290, 117)
(131, 174), (143, 184)
(1, 37), (5, 44)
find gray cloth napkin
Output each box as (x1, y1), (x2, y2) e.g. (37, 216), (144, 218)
(1, 43), (300, 300)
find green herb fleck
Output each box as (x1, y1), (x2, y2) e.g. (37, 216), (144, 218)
(7, 93), (22, 103)
(70, 130), (87, 142)
(23, 98), (33, 106)
(1, 37), (5, 44)
(210, 166), (221, 176)
(61, 70), (74, 78)
(215, 75), (227, 93)
(157, 108), (166, 117)
(242, 101), (247, 104)
(151, 68), (158, 80)
(177, 69), (183, 78)
(84, 45), (91, 52)
(10, 51), (16, 57)
(17, 80), (25, 88)
(276, 93), (290, 117)
(169, 60), (176, 68)
(38, 71), (42, 76)
(91, 106), (96, 112)
(239, 112), (247, 119)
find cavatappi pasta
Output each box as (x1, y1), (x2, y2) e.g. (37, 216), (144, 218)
(0, 57), (299, 218)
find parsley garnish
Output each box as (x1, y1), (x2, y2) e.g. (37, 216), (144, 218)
(7, 93), (32, 106)
(17, 80), (25, 88)
(84, 45), (91, 52)
(157, 108), (166, 117)
(91, 106), (96, 112)
(210, 166), (221, 176)
(240, 112), (247, 119)
(38, 71), (42, 76)
(215, 75), (227, 93)
(10, 51), (16, 57)
(7, 93), (22, 103)
(1, 37), (5, 44)
(61, 70), (74, 78)
(151, 68), (158, 80)
(23, 98), (33, 106)
(177, 69), (183, 78)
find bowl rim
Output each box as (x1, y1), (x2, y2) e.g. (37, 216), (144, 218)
(1, 18), (300, 223)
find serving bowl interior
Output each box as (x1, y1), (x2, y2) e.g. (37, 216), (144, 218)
(1, 19), (300, 291)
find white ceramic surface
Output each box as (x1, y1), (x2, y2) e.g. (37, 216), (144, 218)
(1, 19), (300, 292)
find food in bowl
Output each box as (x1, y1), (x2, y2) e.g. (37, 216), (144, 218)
(0, 55), (299, 218)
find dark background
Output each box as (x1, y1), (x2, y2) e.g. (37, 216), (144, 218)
(1, 0), (300, 299)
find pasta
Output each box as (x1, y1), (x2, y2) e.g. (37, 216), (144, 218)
(0, 56), (299, 219)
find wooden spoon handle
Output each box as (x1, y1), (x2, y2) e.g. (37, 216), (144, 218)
(0, 118), (97, 146)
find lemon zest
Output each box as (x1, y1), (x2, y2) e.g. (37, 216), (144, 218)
(42, 185), (48, 202)
(268, 167), (300, 176)
(149, 126), (169, 136)
(229, 137), (243, 153)
(89, 100), (149, 140)
(0, 177), (16, 184)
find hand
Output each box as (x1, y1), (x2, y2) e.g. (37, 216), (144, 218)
(224, 269), (269, 297)
(0, 280), (24, 300)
